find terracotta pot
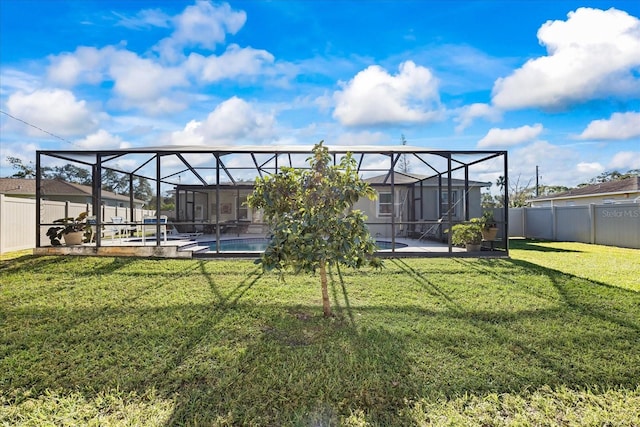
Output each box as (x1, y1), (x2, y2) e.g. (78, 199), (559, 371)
(63, 231), (84, 245)
(481, 227), (498, 241)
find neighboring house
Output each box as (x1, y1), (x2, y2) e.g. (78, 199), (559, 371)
(528, 177), (640, 207)
(0, 178), (145, 208)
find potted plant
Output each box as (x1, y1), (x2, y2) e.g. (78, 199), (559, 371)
(447, 218), (483, 251)
(480, 211), (499, 241)
(47, 212), (91, 246)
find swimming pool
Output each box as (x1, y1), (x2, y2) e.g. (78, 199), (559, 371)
(206, 237), (407, 252)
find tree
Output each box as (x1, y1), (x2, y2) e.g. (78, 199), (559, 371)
(399, 134), (410, 173)
(495, 174), (534, 207)
(481, 190), (497, 209)
(537, 185), (570, 196)
(48, 164), (91, 185)
(6, 156), (36, 178)
(585, 169), (640, 185)
(102, 169), (129, 194)
(247, 141), (382, 317)
(102, 169), (154, 201)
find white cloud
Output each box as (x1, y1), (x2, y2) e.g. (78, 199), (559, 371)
(186, 44), (275, 82)
(578, 112), (640, 140)
(48, 43), (286, 111)
(47, 46), (114, 86)
(333, 131), (387, 146)
(74, 129), (130, 149)
(110, 53), (184, 100)
(0, 69), (42, 95)
(332, 61), (442, 126)
(576, 162), (605, 175)
(169, 97), (276, 145)
(114, 8), (171, 29)
(454, 103), (502, 132)
(477, 124), (543, 147)
(609, 151), (640, 169)
(201, 96), (275, 140)
(492, 7), (640, 110)
(6, 89), (98, 137)
(508, 141), (579, 186)
(154, 2), (246, 62)
(48, 46), (190, 114)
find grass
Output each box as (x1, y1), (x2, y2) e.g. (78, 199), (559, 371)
(1, 240), (639, 425)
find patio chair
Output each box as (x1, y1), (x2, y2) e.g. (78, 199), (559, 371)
(168, 224), (202, 238)
(141, 215), (168, 244)
(86, 216), (124, 243)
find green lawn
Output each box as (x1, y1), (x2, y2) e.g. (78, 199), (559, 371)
(1, 240), (639, 426)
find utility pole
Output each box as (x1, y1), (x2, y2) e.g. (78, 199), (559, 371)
(536, 165), (539, 197)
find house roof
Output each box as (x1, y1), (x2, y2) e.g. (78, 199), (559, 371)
(365, 172), (491, 187)
(0, 178), (142, 203)
(529, 177), (640, 202)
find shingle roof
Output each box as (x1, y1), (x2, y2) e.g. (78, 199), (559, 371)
(530, 177), (640, 201)
(0, 178), (140, 202)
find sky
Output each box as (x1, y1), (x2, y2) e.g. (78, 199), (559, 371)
(1, 0), (639, 189)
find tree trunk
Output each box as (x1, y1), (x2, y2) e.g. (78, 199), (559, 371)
(319, 260), (332, 317)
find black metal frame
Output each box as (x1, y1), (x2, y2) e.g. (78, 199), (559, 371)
(35, 145), (509, 257)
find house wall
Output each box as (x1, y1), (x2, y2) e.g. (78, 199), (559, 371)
(177, 189), (258, 224)
(354, 185), (483, 238)
(353, 187), (411, 237)
(413, 186), (483, 221)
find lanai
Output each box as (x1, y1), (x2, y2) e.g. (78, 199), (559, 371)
(34, 145), (509, 258)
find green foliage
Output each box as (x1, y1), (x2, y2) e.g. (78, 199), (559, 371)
(0, 241), (639, 424)
(46, 211), (91, 246)
(47, 163), (92, 185)
(480, 210), (497, 229)
(447, 218), (483, 245)
(6, 156), (35, 178)
(586, 169), (640, 185)
(247, 141), (380, 274)
(102, 169), (154, 202)
(5, 156), (92, 185)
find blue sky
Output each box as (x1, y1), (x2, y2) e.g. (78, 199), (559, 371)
(1, 0), (639, 188)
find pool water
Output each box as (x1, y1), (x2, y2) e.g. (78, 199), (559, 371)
(207, 238), (407, 252)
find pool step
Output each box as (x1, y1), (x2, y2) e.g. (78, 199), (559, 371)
(177, 242), (210, 253)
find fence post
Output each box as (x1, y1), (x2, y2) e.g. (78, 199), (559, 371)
(551, 206), (557, 241)
(589, 203), (596, 244)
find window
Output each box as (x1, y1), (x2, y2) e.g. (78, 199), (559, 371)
(378, 192), (393, 216)
(441, 190), (458, 217)
(237, 194), (250, 220)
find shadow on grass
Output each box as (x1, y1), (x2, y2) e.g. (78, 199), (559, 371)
(0, 254), (139, 275)
(509, 239), (582, 253)
(2, 257), (639, 425)
(455, 257), (640, 332)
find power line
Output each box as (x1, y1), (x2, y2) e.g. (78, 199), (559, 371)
(0, 109), (79, 147)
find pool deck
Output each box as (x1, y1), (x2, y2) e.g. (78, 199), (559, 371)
(34, 233), (507, 258)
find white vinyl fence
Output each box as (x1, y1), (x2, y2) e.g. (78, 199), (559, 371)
(0, 195), (154, 254)
(508, 203), (640, 249)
